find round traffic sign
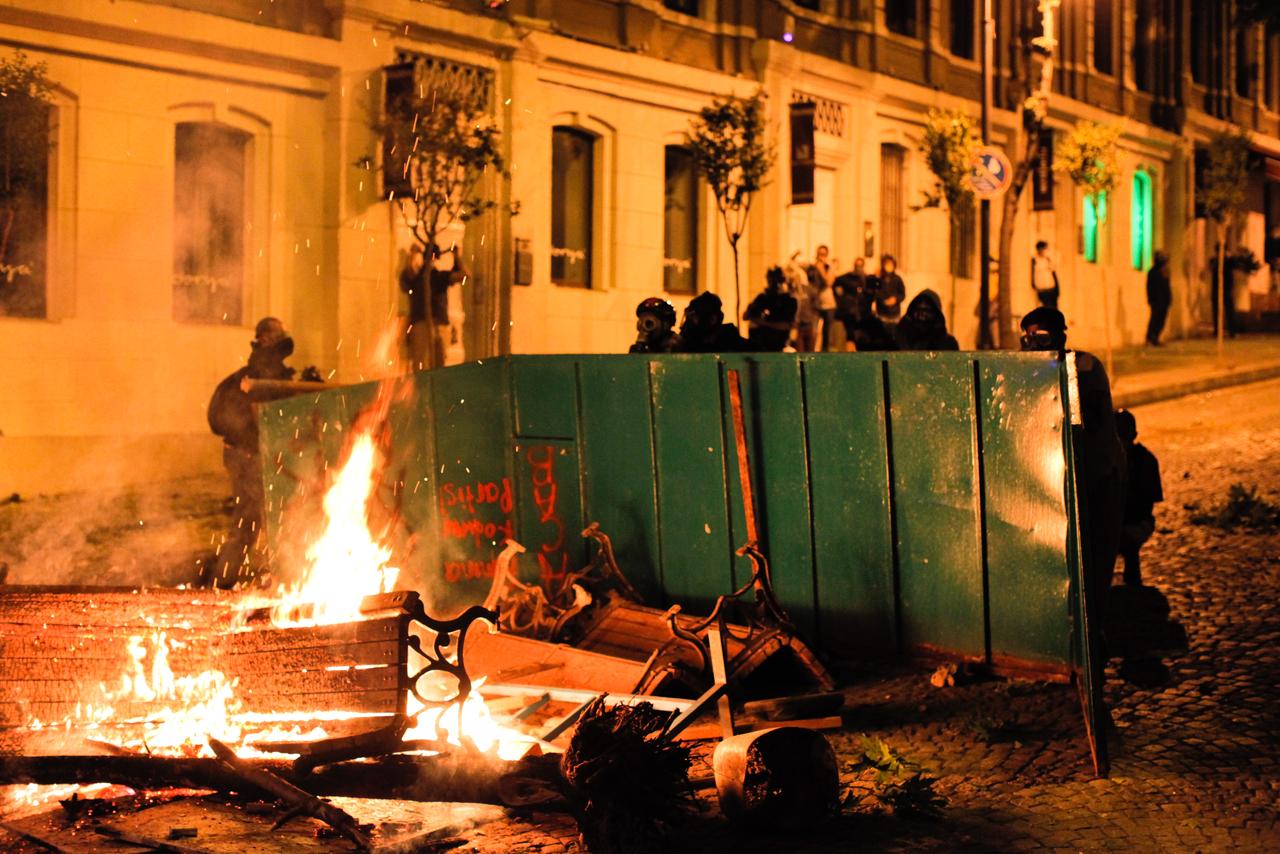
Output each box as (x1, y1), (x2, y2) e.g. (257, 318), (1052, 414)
(969, 146), (1013, 199)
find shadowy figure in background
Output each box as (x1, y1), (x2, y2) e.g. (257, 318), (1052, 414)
(788, 252), (819, 352)
(832, 258), (869, 351)
(808, 245), (837, 351)
(1031, 240), (1060, 309)
(744, 266), (798, 352)
(896, 289), (960, 352)
(400, 243), (468, 370)
(1020, 307), (1126, 644)
(207, 318), (314, 587)
(1146, 251), (1172, 346)
(677, 291), (748, 353)
(1116, 409), (1163, 588)
(871, 254), (906, 331)
(629, 298), (680, 354)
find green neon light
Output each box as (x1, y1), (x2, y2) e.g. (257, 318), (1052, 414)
(1131, 171), (1153, 270)
(1083, 192), (1107, 263)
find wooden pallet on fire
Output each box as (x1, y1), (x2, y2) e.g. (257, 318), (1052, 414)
(0, 586), (452, 752)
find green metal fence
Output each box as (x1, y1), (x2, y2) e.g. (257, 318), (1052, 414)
(260, 352), (1089, 677)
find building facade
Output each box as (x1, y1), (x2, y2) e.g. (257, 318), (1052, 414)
(1, 0), (1278, 493)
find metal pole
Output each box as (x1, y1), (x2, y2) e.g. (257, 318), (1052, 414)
(978, 0), (994, 350)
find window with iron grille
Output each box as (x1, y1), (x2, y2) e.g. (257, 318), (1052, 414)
(790, 91), (848, 138)
(663, 145), (698, 295)
(880, 143), (906, 263)
(173, 122), (250, 325)
(551, 127), (595, 288)
(951, 204), (975, 279)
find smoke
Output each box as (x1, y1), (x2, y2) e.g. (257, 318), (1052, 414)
(0, 477), (225, 588)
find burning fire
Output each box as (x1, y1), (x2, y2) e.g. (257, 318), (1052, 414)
(268, 431), (400, 627)
(22, 371), (528, 766)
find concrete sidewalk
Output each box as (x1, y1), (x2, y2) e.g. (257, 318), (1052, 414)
(1107, 334), (1280, 409)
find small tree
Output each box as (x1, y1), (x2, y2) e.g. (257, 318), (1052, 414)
(1056, 121), (1120, 374)
(1200, 127), (1252, 360)
(919, 108), (979, 334)
(686, 90), (775, 326)
(382, 68), (505, 366)
(0, 51), (53, 316)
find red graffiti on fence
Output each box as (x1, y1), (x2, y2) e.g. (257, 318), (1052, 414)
(527, 445), (568, 586)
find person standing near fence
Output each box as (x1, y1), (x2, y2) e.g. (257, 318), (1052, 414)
(808, 245), (837, 351)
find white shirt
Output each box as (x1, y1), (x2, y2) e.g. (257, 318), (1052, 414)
(1032, 253), (1057, 292)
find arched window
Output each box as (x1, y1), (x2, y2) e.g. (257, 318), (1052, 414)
(173, 122), (251, 325)
(551, 126), (595, 288)
(1131, 171), (1154, 271)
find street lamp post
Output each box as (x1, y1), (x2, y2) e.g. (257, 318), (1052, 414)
(978, 0), (994, 349)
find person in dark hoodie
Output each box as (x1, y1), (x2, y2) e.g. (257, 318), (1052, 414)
(677, 291), (748, 353)
(896, 289), (960, 351)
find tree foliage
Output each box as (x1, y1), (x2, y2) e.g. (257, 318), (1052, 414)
(1055, 120), (1121, 219)
(919, 108), (978, 214)
(686, 89), (775, 246)
(1200, 127), (1252, 227)
(0, 51), (53, 263)
(382, 67), (506, 255)
(685, 89), (775, 317)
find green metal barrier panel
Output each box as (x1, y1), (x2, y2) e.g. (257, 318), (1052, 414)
(260, 352), (1087, 676)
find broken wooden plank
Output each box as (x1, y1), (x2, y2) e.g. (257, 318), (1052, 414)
(208, 737), (372, 851)
(0, 753), (568, 810)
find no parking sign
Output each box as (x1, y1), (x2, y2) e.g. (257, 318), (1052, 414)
(970, 145), (1013, 199)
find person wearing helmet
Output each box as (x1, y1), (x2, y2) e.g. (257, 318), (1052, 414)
(629, 297), (680, 354)
(206, 317), (318, 587)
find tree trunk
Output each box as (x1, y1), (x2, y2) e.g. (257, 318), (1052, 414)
(1217, 223), (1226, 363)
(731, 239), (742, 330)
(996, 127), (1040, 349)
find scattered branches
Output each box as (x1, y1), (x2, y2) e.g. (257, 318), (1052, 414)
(840, 734), (946, 820)
(561, 698), (693, 854)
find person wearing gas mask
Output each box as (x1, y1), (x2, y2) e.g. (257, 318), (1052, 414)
(675, 291), (748, 353)
(1020, 307), (1126, 646)
(206, 317), (319, 587)
(629, 297), (680, 353)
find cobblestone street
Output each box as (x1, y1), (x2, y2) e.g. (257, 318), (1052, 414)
(773, 378), (1280, 853)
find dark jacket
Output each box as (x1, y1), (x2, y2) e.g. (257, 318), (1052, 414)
(1146, 265), (1172, 308)
(1123, 442), (1163, 523)
(744, 290), (798, 351)
(679, 323), (749, 354)
(208, 352), (294, 452)
(872, 271), (906, 321)
(833, 271), (872, 321)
